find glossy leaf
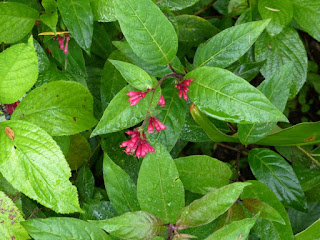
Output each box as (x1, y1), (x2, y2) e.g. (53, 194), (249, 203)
(0, 38), (38, 104)
(80, 201), (117, 221)
(255, 27), (307, 97)
(292, 0), (320, 42)
(66, 134), (91, 170)
(91, 0), (116, 22)
(22, 217), (110, 240)
(103, 154), (140, 214)
(109, 60), (154, 91)
(241, 180), (294, 240)
(164, 0), (200, 10)
(295, 218), (320, 240)
(193, 20), (270, 68)
(176, 182), (251, 229)
(0, 2), (38, 43)
(205, 216), (258, 240)
(258, 0), (293, 35)
(242, 198), (285, 224)
(174, 155), (232, 194)
(0, 121), (81, 213)
(147, 83), (187, 151)
(249, 148), (307, 211)
(92, 86), (160, 136)
(0, 191), (29, 240)
(76, 165), (95, 202)
(40, 0), (58, 32)
(228, 61), (265, 82)
(57, 0), (93, 53)
(238, 63), (294, 145)
(11, 81), (98, 136)
(113, 0), (178, 64)
(187, 67), (288, 124)
(137, 142), (185, 223)
(92, 211), (163, 240)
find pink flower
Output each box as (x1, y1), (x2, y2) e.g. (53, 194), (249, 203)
(58, 35), (65, 50)
(175, 78), (194, 101)
(157, 94), (165, 107)
(120, 130), (155, 158)
(63, 35), (70, 54)
(147, 117), (166, 133)
(127, 89), (150, 106)
(4, 102), (19, 115)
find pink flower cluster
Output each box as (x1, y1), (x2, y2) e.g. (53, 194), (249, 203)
(4, 102), (19, 115)
(148, 117), (166, 133)
(53, 35), (70, 54)
(127, 89), (150, 106)
(175, 78), (194, 101)
(120, 130), (155, 158)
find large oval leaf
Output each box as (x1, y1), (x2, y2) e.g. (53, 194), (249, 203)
(0, 2), (38, 44)
(57, 0), (93, 53)
(113, 0), (178, 64)
(11, 81), (98, 136)
(137, 142), (185, 223)
(193, 20), (270, 68)
(249, 148), (307, 211)
(0, 121), (81, 213)
(0, 38), (38, 104)
(22, 217), (111, 240)
(187, 67), (288, 124)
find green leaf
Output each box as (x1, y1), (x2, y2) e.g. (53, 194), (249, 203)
(249, 148), (307, 211)
(240, 180), (294, 240)
(0, 38), (38, 104)
(242, 198), (285, 224)
(66, 134), (91, 170)
(228, 61), (265, 82)
(205, 216), (258, 240)
(91, 211), (163, 240)
(174, 155), (232, 194)
(76, 165), (95, 202)
(103, 153), (140, 214)
(176, 15), (219, 46)
(164, 0), (200, 10)
(238, 63), (294, 144)
(91, 0), (116, 22)
(292, 0), (320, 42)
(193, 20), (270, 68)
(11, 81), (98, 136)
(137, 142), (185, 223)
(57, 0), (93, 53)
(295, 218), (320, 240)
(0, 191), (29, 240)
(113, 0), (178, 64)
(22, 217), (110, 240)
(0, 121), (81, 213)
(0, 2), (38, 43)
(258, 0), (293, 35)
(33, 39), (50, 73)
(109, 60), (154, 91)
(40, 0), (58, 32)
(255, 27), (307, 97)
(80, 201), (117, 220)
(147, 83), (187, 151)
(187, 67), (288, 124)
(92, 86), (160, 136)
(91, 22), (113, 60)
(176, 182), (251, 229)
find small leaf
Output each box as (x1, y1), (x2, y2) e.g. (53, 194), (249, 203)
(113, 0), (178, 64)
(11, 81), (98, 136)
(57, 0), (93, 53)
(228, 61), (265, 82)
(0, 38), (38, 104)
(205, 215), (259, 240)
(22, 217), (110, 240)
(242, 198), (285, 224)
(0, 2), (39, 43)
(176, 182), (251, 229)
(249, 148), (307, 211)
(137, 142), (185, 223)
(0, 191), (29, 240)
(103, 154), (140, 214)
(0, 121), (81, 213)
(92, 211), (163, 240)
(76, 165), (95, 202)
(174, 155), (232, 194)
(109, 60), (154, 91)
(193, 20), (270, 68)
(187, 67), (288, 124)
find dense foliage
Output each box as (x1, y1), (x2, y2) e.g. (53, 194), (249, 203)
(1, 0), (320, 239)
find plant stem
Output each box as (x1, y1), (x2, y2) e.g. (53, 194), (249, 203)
(297, 146), (320, 168)
(194, 0), (216, 16)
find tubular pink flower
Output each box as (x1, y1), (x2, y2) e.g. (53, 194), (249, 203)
(127, 89), (150, 106)
(58, 35), (65, 50)
(4, 101), (19, 115)
(63, 35), (70, 54)
(175, 78), (194, 101)
(157, 94), (166, 107)
(120, 130), (155, 158)
(147, 117), (166, 133)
